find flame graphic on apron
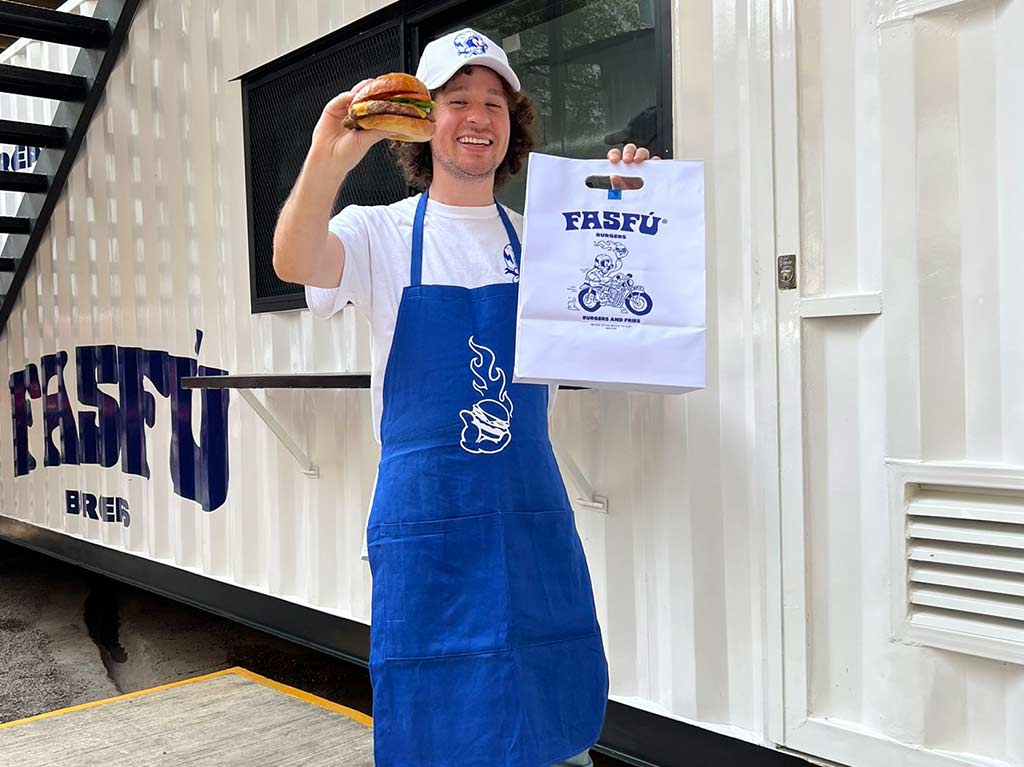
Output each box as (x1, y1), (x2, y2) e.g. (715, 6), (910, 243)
(459, 336), (514, 454)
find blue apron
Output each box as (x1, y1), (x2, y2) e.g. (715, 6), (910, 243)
(366, 190), (609, 767)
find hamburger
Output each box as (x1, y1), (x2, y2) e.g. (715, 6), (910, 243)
(344, 73), (436, 142)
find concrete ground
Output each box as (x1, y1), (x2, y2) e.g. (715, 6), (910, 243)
(0, 540), (624, 766)
(0, 540), (373, 725)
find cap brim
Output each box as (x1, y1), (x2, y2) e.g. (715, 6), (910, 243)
(419, 54), (521, 92)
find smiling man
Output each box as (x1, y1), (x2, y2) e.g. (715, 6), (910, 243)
(273, 27), (656, 767)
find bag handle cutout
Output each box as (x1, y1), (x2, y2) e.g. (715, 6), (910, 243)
(585, 174), (645, 200)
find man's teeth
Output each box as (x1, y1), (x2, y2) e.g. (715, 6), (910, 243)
(458, 137), (492, 145)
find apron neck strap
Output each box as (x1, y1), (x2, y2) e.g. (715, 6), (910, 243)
(410, 188), (522, 287)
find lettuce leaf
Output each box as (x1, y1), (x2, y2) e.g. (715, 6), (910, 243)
(389, 97), (434, 110)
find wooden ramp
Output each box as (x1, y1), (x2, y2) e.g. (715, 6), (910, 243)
(0, 667), (374, 766)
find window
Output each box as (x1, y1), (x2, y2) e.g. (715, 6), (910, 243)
(414, 0), (671, 212)
(241, 13), (408, 313)
(241, 0), (671, 312)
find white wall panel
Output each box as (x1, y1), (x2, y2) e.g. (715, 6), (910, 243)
(0, 0), (783, 756)
(552, 0), (776, 737)
(0, 0), (392, 627)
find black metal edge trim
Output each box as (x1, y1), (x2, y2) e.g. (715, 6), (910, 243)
(655, 0), (674, 159)
(0, 517), (806, 767)
(181, 373), (372, 390)
(597, 700), (808, 767)
(404, 0), (496, 27)
(0, 516), (370, 667)
(241, 71), (259, 315)
(234, 5), (401, 86)
(250, 290), (307, 314)
(180, 373), (588, 391)
(0, 0), (142, 333)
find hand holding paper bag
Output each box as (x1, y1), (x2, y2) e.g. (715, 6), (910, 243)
(607, 141), (661, 190)
(513, 151), (706, 394)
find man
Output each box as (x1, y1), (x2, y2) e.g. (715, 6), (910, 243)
(273, 27), (657, 767)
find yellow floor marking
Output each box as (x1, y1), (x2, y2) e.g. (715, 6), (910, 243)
(230, 667), (373, 728)
(0, 667), (372, 730)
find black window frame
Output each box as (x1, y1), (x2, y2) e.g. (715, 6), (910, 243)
(240, 5), (405, 314)
(240, 0), (673, 314)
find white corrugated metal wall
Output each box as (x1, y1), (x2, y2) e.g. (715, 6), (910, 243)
(12, 1), (1024, 765)
(0, 0), (778, 747)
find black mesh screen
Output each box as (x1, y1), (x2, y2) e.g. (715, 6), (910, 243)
(245, 22), (408, 311)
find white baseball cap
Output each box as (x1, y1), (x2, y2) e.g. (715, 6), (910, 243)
(416, 28), (521, 93)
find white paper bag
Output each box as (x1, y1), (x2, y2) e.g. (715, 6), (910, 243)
(513, 152), (706, 394)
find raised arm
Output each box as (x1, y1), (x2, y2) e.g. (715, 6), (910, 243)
(272, 80), (387, 288)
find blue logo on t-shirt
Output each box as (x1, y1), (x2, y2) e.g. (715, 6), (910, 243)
(502, 243), (519, 283)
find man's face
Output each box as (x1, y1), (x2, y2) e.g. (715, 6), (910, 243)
(431, 67), (511, 184)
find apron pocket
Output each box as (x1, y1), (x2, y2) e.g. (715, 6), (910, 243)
(503, 509), (600, 646)
(383, 513), (510, 660)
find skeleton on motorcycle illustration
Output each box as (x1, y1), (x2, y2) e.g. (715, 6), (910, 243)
(577, 240), (653, 316)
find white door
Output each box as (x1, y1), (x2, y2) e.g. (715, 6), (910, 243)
(771, 1), (1024, 766)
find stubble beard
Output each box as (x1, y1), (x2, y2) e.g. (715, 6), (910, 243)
(433, 148), (499, 184)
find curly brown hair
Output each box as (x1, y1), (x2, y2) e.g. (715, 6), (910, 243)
(390, 66), (537, 191)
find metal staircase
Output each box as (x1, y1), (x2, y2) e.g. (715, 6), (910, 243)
(0, 0), (139, 331)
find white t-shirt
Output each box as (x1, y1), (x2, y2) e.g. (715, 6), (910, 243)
(305, 195), (557, 558)
(306, 194), (555, 441)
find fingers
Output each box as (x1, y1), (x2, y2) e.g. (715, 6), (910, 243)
(608, 143), (658, 164)
(323, 78), (377, 120)
(322, 92), (351, 120)
(358, 129), (390, 149)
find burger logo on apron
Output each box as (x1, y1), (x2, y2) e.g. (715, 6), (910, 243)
(459, 336), (514, 455)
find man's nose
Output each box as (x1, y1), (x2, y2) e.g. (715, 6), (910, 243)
(465, 103), (490, 127)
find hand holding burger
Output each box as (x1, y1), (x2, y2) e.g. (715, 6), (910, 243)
(309, 73), (435, 178)
(343, 72), (436, 143)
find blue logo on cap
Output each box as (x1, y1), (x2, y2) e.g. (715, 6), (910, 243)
(454, 30), (488, 57)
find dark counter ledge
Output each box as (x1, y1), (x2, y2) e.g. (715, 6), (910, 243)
(182, 374), (586, 391)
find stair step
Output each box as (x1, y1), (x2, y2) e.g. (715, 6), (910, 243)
(0, 119), (68, 148)
(0, 170), (47, 193)
(0, 216), (31, 234)
(0, 0), (142, 336)
(0, 258), (16, 272)
(0, 1), (110, 49)
(0, 63), (88, 102)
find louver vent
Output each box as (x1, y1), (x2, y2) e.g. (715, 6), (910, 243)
(890, 462), (1024, 664)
